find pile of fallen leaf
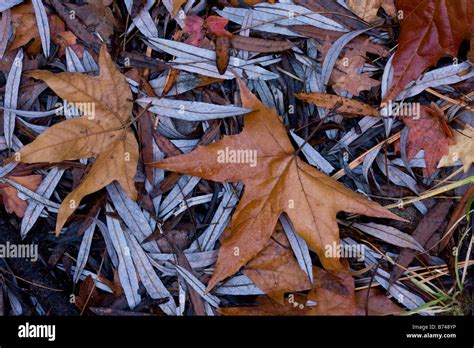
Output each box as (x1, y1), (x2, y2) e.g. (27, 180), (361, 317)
(0, 0), (472, 316)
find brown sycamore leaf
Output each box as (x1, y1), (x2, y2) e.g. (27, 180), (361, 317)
(242, 224), (311, 304)
(398, 106), (453, 175)
(0, 174), (42, 218)
(10, 2), (82, 57)
(15, 46), (138, 235)
(75, 275), (107, 310)
(315, 37), (383, 96)
(307, 267), (356, 315)
(333, 68), (380, 97)
(355, 288), (404, 315)
(384, 0), (473, 102)
(294, 0), (369, 31)
(10, 2), (42, 54)
(219, 278), (404, 316)
(331, 39), (381, 96)
(389, 200), (452, 285)
(438, 126), (474, 173)
(347, 0), (396, 22)
(220, 266), (356, 315)
(66, 0), (116, 42)
(219, 294), (312, 316)
(151, 78), (402, 291)
(295, 92), (379, 117)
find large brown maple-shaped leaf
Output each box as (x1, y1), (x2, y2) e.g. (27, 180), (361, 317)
(15, 46), (138, 235)
(152, 79), (401, 290)
(385, 0), (473, 101)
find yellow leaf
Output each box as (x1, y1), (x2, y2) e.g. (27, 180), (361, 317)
(438, 126), (474, 173)
(171, 0), (187, 17)
(347, 0), (396, 22)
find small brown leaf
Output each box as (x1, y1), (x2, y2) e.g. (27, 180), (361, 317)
(295, 92), (379, 117)
(230, 36), (295, 53)
(215, 36), (230, 75)
(0, 174), (42, 218)
(347, 0), (396, 22)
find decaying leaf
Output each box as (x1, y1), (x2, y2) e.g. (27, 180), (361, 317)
(242, 225), (311, 304)
(438, 126), (474, 173)
(220, 266), (355, 316)
(295, 92), (379, 117)
(183, 15), (208, 47)
(230, 36), (295, 53)
(0, 174), (42, 218)
(215, 36), (230, 75)
(398, 105), (454, 175)
(316, 36), (385, 96)
(151, 78), (402, 291)
(10, 2), (82, 57)
(66, 0), (116, 42)
(384, 0), (473, 101)
(205, 16), (232, 75)
(10, 2), (44, 55)
(218, 294), (312, 316)
(389, 200), (452, 285)
(355, 288), (404, 315)
(347, 0), (396, 22)
(308, 267), (356, 315)
(220, 268), (404, 315)
(331, 39), (381, 96)
(293, 27), (390, 57)
(294, 0), (369, 31)
(205, 16), (232, 38)
(15, 46), (138, 234)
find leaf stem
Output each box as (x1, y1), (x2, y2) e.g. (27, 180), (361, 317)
(385, 176), (474, 209)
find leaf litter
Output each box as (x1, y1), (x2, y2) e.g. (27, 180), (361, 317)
(0, 0), (472, 317)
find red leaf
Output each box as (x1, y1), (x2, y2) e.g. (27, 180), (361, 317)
(384, 0), (473, 101)
(398, 106), (453, 175)
(183, 15), (205, 46)
(205, 16), (232, 38)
